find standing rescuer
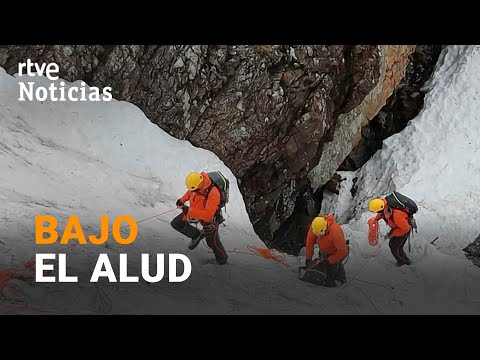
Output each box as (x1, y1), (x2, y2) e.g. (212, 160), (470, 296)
(368, 192), (417, 266)
(303, 215), (349, 287)
(171, 171), (229, 265)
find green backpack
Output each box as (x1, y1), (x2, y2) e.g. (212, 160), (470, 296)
(206, 171), (230, 212)
(385, 191), (418, 217)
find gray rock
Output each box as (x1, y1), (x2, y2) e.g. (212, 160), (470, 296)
(464, 234), (480, 267)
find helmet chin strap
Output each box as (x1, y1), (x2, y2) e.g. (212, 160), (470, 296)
(316, 229), (327, 236)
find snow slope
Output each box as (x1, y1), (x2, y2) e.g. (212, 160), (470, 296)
(1, 45), (480, 314)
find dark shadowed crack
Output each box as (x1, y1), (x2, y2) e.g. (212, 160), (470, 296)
(339, 45), (442, 171)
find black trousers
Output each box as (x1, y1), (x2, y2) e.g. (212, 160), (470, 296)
(389, 233), (411, 264)
(171, 213), (228, 264)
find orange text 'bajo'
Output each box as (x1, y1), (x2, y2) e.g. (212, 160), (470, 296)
(35, 215), (137, 245)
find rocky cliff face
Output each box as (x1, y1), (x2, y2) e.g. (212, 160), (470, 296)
(308, 46), (416, 190)
(0, 45), (416, 253)
(338, 45), (442, 171)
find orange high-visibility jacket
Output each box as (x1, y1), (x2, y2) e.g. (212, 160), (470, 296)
(180, 172), (220, 223)
(375, 206), (411, 237)
(305, 215), (348, 264)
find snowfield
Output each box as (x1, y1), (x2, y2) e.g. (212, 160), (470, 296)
(1, 45), (480, 314)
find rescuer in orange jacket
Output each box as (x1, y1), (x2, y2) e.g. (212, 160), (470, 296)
(369, 198), (411, 266)
(304, 215), (349, 287)
(170, 171), (228, 265)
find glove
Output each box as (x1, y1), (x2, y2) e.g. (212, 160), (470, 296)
(176, 199), (184, 208)
(182, 205), (189, 215)
(318, 253), (327, 262)
(305, 259), (316, 267)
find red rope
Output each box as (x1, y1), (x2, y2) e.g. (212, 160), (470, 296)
(368, 217), (380, 246)
(240, 245), (290, 267)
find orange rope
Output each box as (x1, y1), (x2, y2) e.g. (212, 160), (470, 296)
(240, 245), (289, 267)
(0, 270), (14, 290)
(368, 217), (380, 246)
(200, 236), (290, 267)
(0, 257), (36, 292)
(24, 257), (35, 269)
(117, 208), (178, 232)
(125, 208), (178, 227)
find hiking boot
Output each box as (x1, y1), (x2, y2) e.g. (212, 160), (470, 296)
(335, 264), (347, 283)
(188, 232), (205, 250)
(396, 260), (411, 266)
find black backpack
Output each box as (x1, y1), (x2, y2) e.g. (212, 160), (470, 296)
(385, 191), (418, 217)
(206, 171), (230, 212)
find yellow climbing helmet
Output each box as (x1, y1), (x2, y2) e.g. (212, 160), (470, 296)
(311, 216), (328, 236)
(369, 198), (385, 213)
(185, 172), (203, 190)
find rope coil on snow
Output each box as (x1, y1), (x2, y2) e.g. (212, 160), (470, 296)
(224, 246), (290, 267)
